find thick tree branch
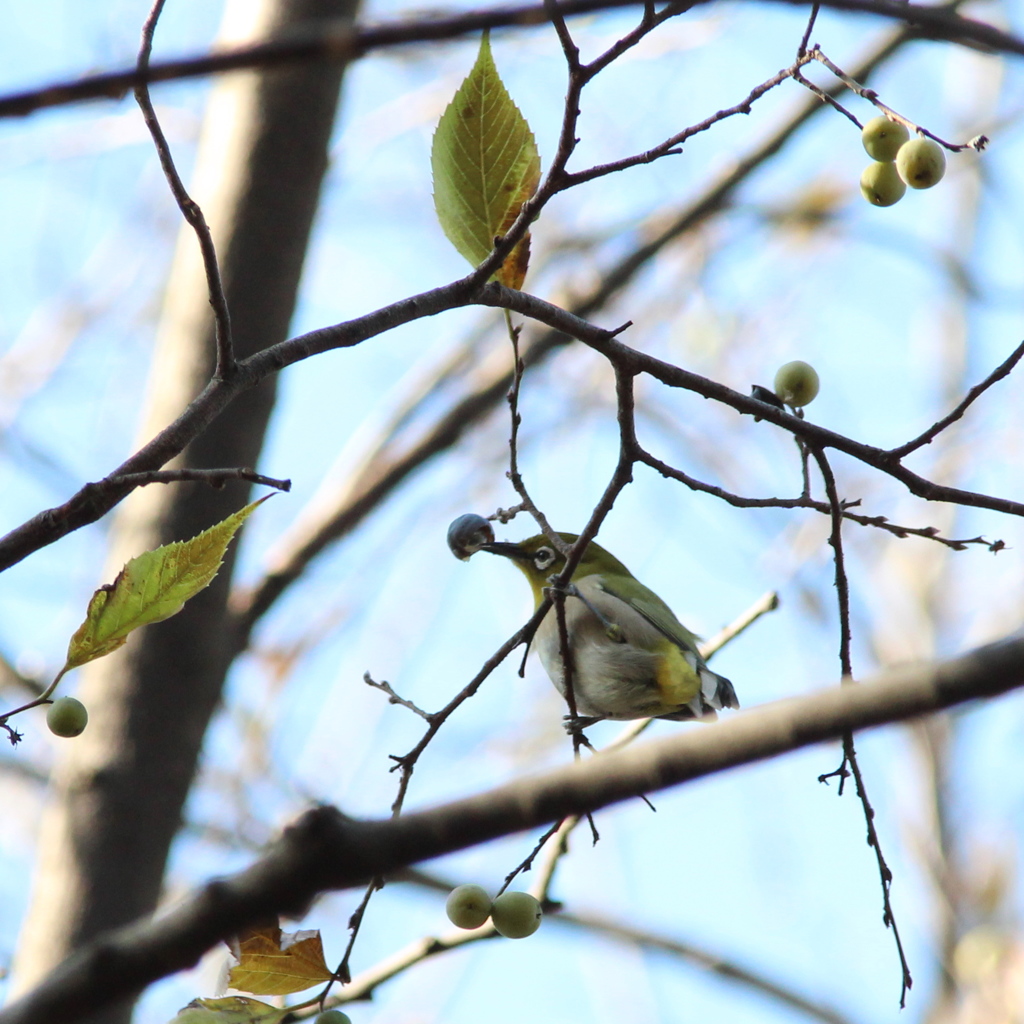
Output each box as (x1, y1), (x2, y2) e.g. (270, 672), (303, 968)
(0, 276), (482, 572)
(0, 0), (1021, 121)
(2, 633), (1022, 1024)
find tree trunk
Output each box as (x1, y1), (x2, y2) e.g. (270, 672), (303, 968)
(8, 1), (357, 1020)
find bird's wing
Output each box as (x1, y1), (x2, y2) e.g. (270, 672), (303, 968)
(595, 575), (738, 712)
(594, 576), (702, 655)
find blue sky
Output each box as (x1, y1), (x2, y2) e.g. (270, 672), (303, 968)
(1, 1), (1023, 1022)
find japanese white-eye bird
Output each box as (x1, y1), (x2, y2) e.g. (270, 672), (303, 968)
(447, 515), (738, 723)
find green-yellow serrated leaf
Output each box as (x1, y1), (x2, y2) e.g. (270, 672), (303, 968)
(168, 996), (288, 1024)
(64, 497), (269, 673)
(432, 32), (540, 290)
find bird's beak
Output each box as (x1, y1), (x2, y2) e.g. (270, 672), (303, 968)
(479, 541), (529, 562)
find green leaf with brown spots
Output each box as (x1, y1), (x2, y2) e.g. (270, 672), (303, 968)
(431, 32), (540, 290)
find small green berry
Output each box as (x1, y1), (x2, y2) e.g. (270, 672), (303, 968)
(446, 513), (495, 561)
(861, 116), (909, 162)
(47, 697), (88, 738)
(896, 137), (946, 189)
(860, 161), (906, 207)
(445, 884), (492, 930)
(315, 1011), (351, 1024)
(490, 891), (542, 939)
(774, 361), (820, 408)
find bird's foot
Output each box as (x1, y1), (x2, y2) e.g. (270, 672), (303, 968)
(562, 715), (601, 748)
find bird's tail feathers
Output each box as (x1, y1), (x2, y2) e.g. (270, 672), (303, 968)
(660, 666), (738, 721)
(708, 671), (739, 710)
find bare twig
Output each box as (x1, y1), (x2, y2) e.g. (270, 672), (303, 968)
(809, 48), (989, 150)
(497, 818), (567, 894)
(363, 673), (431, 720)
(889, 336), (1024, 458)
(812, 448), (853, 679)
(335, 877), (383, 985)
(135, 0), (234, 378)
(636, 448), (1000, 550)
(563, 50), (817, 188)
(797, 1), (821, 56)
(810, 446), (913, 1006)
(791, 68), (864, 127)
(387, 600), (551, 815)
(504, 313), (567, 552)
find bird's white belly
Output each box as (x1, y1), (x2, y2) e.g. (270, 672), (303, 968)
(534, 587), (673, 720)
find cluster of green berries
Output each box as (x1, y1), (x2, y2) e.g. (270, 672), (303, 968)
(446, 884), (542, 939)
(314, 1011), (352, 1024)
(860, 116), (946, 207)
(46, 696), (88, 737)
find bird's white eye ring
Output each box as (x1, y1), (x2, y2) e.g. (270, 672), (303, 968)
(533, 546), (556, 570)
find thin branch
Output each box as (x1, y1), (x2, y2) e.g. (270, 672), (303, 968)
(322, 920), (501, 1010)
(809, 48), (989, 150)
(498, 818), (567, 894)
(543, 0), (581, 70)
(386, 601), (551, 815)
(503, 312), (566, 550)
(889, 336), (1024, 458)
(791, 69), (864, 128)
(135, 0), (234, 378)
(810, 446), (913, 1006)
(335, 877), (382, 985)
(701, 590), (780, 658)
(563, 50), (816, 188)
(812, 448), (853, 679)
(579, 0), (684, 79)
(3, 633), (1024, 1024)
(636, 448), (1000, 550)
(797, 1), (821, 56)
(363, 673), (431, 720)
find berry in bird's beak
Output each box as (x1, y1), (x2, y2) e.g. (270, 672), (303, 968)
(447, 513), (496, 560)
